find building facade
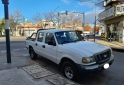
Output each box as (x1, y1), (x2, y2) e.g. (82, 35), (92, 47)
(99, 0), (124, 43)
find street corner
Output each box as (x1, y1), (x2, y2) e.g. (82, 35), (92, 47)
(0, 55), (36, 70)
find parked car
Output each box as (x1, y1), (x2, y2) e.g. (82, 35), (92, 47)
(25, 29), (114, 81)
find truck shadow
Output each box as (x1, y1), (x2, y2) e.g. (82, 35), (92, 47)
(33, 55), (112, 85)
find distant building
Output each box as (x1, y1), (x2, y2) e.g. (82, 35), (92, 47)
(16, 19), (58, 37)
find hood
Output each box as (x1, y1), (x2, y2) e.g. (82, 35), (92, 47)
(63, 41), (110, 57)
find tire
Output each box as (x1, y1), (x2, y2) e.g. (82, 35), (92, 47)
(62, 61), (79, 81)
(29, 47), (37, 60)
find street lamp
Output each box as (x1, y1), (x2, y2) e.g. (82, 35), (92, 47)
(1, 0), (11, 63)
(72, 11), (85, 35)
(53, 6), (60, 28)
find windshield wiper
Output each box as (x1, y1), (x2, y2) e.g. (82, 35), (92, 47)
(74, 39), (82, 42)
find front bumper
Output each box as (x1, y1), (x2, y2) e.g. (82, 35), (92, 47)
(76, 55), (114, 75)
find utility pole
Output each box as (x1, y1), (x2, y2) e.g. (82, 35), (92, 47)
(1, 0), (11, 63)
(82, 13), (85, 35)
(94, 2), (96, 42)
(78, 0), (100, 42)
(53, 6), (60, 28)
(57, 12), (60, 28)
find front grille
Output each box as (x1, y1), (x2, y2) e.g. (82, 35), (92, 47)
(95, 50), (111, 64)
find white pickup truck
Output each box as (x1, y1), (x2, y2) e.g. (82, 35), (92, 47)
(25, 29), (114, 80)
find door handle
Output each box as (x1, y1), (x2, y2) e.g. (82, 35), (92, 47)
(35, 43), (37, 46)
(42, 45), (45, 48)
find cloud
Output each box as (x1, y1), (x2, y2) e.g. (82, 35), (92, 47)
(61, 0), (70, 4)
(85, 8), (104, 24)
(77, 2), (94, 8)
(77, 1), (104, 10)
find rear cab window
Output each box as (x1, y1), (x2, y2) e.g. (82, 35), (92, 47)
(37, 32), (44, 42)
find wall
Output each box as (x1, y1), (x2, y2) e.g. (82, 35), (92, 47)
(123, 29), (124, 43)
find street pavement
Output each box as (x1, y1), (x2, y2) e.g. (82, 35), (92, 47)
(0, 36), (124, 85)
(0, 51), (79, 85)
(0, 37), (80, 85)
(1, 47), (124, 85)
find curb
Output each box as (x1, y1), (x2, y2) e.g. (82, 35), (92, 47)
(111, 47), (124, 52)
(89, 39), (124, 52)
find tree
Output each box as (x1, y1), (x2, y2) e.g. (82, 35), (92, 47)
(32, 12), (44, 28)
(59, 13), (82, 30)
(43, 11), (57, 28)
(0, 18), (5, 36)
(9, 9), (22, 36)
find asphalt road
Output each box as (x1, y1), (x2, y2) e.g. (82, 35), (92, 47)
(0, 39), (124, 85)
(0, 37), (26, 51)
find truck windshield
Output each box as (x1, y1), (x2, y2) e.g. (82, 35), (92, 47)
(55, 31), (83, 44)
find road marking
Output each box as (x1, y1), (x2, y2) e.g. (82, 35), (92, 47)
(1, 50), (6, 53)
(0, 48), (27, 53)
(12, 49), (20, 51)
(22, 54), (29, 57)
(23, 48), (27, 49)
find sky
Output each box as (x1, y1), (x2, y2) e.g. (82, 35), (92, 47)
(0, 0), (104, 24)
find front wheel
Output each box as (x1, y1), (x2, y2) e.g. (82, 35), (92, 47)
(29, 47), (37, 60)
(62, 61), (79, 81)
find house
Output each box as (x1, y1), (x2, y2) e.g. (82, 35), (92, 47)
(16, 19), (58, 37)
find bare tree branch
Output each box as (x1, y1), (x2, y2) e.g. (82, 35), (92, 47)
(43, 11), (57, 27)
(60, 13), (82, 29)
(9, 9), (23, 36)
(32, 12), (44, 28)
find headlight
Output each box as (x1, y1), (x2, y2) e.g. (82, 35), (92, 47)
(82, 56), (95, 64)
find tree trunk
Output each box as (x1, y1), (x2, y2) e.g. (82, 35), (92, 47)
(0, 31), (2, 36)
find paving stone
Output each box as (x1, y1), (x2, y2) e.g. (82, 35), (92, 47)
(47, 75), (79, 85)
(31, 70), (54, 79)
(22, 65), (54, 79)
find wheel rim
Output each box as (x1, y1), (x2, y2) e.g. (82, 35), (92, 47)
(30, 49), (34, 58)
(64, 66), (74, 79)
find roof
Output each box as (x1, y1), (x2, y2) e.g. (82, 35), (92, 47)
(38, 28), (74, 33)
(84, 25), (91, 31)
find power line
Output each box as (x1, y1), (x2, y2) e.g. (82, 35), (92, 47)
(84, 7), (95, 13)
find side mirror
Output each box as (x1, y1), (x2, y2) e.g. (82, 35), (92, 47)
(48, 41), (56, 46)
(82, 36), (84, 40)
(32, 38), (35, 41)
(26, 36), (31, 40)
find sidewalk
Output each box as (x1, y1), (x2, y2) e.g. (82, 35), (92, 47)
(0, 52), (79, 85)
(89, 39), (124, 52)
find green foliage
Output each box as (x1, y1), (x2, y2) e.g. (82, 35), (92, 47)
(0, 18), (5, 32)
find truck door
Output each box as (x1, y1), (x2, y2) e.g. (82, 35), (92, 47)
(34, 32), (45, 56)
(42, 32), (57, 63)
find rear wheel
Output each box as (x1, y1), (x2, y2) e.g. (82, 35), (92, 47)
(29, 47), (37, 60)
(62, 61), (79, 81)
